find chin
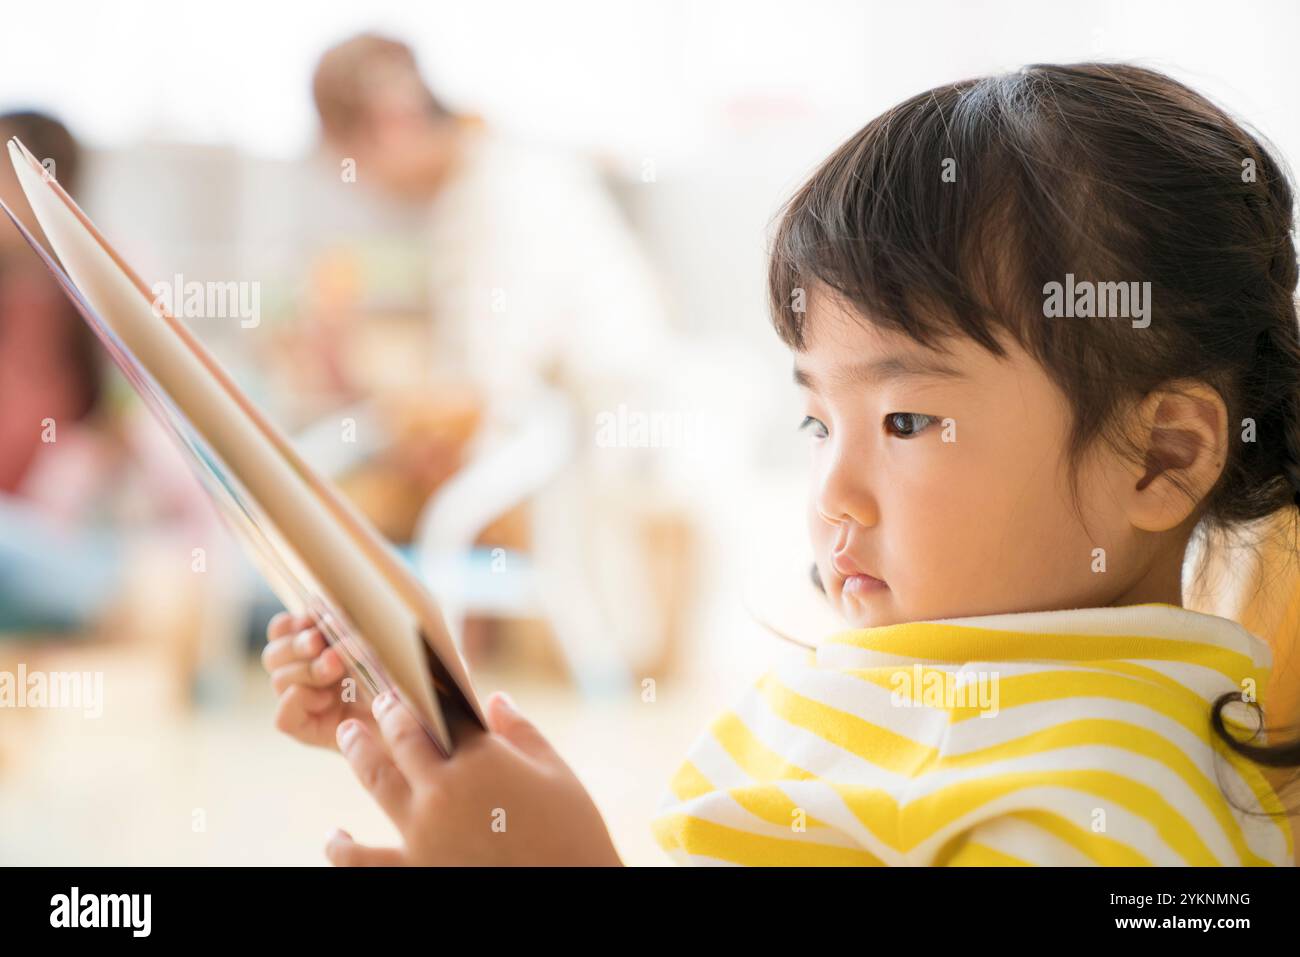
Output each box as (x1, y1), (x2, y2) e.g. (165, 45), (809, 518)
(836, 594), (893, 630)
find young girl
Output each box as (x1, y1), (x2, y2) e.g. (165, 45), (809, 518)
(263, 63), (1300, 866)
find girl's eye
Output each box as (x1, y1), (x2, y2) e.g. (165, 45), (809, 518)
(884, 412), (935, 438)
(799, 415), (828, 439)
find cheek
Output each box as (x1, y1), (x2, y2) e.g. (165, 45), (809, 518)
(914, 456), (1093, 610)
(875, 472), (972, 590)
(873, 444), (1052, 611)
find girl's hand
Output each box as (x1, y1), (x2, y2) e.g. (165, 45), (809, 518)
(262, 611), (378, 751)
(327, 690), (623, 867)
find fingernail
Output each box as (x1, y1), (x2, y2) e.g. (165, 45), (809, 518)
(337, 720), (360, 748)
(372, 691), (395, 717)
(497, 691), (517, 711)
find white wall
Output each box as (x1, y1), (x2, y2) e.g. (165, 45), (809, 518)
(2, 0), (1295, 167)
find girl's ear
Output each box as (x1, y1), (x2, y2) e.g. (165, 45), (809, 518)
(1123, 381), (1228, 533)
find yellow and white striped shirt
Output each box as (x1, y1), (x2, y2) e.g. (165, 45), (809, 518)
(652, 604), (1293, 865)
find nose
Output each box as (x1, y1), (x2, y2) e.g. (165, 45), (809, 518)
(813, 442), (878, 529)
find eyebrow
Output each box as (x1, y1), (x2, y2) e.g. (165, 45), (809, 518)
(793, 354), (967, 391)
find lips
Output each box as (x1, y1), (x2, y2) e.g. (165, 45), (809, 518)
(831, 551), (885, 585)
(841, 573), (888, 597)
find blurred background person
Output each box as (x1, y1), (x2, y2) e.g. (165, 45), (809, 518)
(310, 33), (672, 415)
(0, 114), (100, 507)
(0, 111), (238, 708)
(303, 33), (697, 685)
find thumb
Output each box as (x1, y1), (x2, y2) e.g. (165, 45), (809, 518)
(324, 828), (405, 867)
(487, 691), (557, 760)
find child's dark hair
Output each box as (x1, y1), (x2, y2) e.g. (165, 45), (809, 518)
(768, 64), (1300, 777)
(0, 110), (99, 420)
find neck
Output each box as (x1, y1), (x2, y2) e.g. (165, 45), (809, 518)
(406, 121), (469, 201)
(1107, 535), (1189, 608)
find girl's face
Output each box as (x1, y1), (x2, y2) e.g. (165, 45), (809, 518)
(798, 294), (1155, 628)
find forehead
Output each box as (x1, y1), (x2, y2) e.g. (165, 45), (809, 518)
(800, 292), (899, 351)
(795, 292), (970, 386)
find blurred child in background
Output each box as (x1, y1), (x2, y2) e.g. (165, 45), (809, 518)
(0, 111), (236, 701)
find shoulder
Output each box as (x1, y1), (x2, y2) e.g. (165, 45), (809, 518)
(908, 659), (1293, 866)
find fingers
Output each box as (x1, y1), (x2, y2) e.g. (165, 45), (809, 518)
(272, 683), (339, 738)
(372, 691), (444, 784)
(484, 691), (556, 763)
(324, 829), (405, 867)
(337, 717), (412, 823)
(267, 611), (311, 641)
(269, 646), (346, 694)
(261, 626), (327, 672)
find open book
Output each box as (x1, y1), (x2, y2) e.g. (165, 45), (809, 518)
(1, 136), (486, 756)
